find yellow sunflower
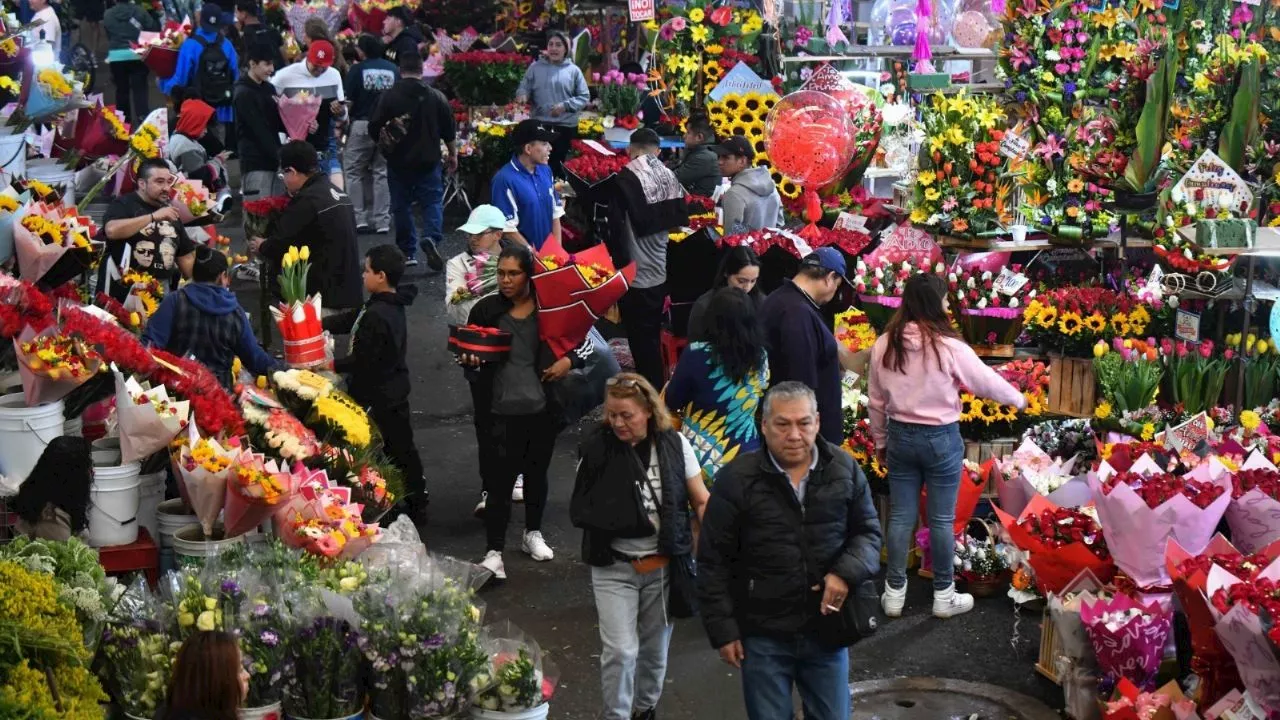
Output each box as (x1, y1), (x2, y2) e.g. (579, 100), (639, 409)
(747, 123), (765, 139)
(1083, 313), (1107, 333)
(728, 120), (749, 136)
(964, 396), (985, 421)
(703, 61), (724, 81)
(1129, 305), (1151, 325)
(723, 97), (741, 112)
(753, 138), (767, 154)
(762, 96), (778, 111)
(977, 400), (999, 424)
(742, 92), (764, 113)
(738, 110), (756, 125)
(779, 179), (801, 199)
(753, 152), (770, 167)
(1035, 306), (1058, 329)
(1109, 313), (1130, 336)
(705, 43), (725, 55)
(1058, 312), (1083, 335)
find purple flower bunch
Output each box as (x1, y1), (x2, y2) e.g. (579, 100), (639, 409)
(282, 615), (364, 719)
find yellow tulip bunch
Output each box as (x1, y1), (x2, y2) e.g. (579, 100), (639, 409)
(279, 245), (312, 304)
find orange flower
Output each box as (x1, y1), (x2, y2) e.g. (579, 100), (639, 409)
(951, 218), (970, 233)
(1067, 178), (1084, 193)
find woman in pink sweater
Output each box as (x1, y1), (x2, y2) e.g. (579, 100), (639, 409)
(868, 274), (1026, 619)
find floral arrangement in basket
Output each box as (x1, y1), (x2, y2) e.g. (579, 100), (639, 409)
(1152, 185), (1239, 276)
(947, 261), (1033, 349)
(444, 51), (528, 107)
(954, 526), (1012, 588)
(850, 257), (946, 330)
(958, 358), (1048, 441)
(1022, 286), (1143, 357)
(271, 245), (329, 369)
(594, 69), (647, 129)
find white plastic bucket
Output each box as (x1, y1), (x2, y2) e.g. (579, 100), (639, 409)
(88, 462), (141, 547)
(0, 393), (65, 482)
(157, 498), (197, 573)
(286, 711), (363, 720)
(25, 158), (76, 206)
(91, 437), (122, 467)
(136, 471), (166, 542)
(62, 415), (83, 437)
(0, 130), (25, 184)
(470, 704), (551, 720)
(173, 524), (244, 568)
(240, 702), (282, 720)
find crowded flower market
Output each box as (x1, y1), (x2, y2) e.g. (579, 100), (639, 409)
(0, 0), (1279, 715)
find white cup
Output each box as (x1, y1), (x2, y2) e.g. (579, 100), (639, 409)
(1010, 224), (1028, 244)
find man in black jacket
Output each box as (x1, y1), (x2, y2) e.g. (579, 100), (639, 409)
(381, 6), (425, 65)
(673, 115), (721, 198)
(234, 44), (285, 220)
(698, 381), (881, 720)
(368, 51), (457, 271)
(249, 141), (363, 312)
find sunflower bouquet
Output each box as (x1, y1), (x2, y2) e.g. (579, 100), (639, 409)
(13, 202), (100, 286)
(1021, 286), (1141, 356)
(121, 269), (163, 320)
(909, 91), (1012, 237)
(958, 358), (1048, 441)
(842, 418), (886, 487)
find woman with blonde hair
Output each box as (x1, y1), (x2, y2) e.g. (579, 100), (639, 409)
(570, 372), (709, 720)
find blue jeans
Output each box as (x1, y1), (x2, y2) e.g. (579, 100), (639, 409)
(885, 420), (964, 591)
(388, 164), (444, 259)
(741, 635), (849, 720)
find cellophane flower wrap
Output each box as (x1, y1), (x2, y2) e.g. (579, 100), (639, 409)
(71, 103), (130, 158)
(270, 245), (328, 368)
(1226, 450), (1280, 553)
(919, 459), (988, 535)
(276, 91), (322, 141)
(161, 567), (232, 640)
(272, 464), (380, 559)
(531, 233), (635, 357)
(223, 451), (294, 537)
(1081, 593), (1172, 694)
(97, 576), (179, 720)
(14, 323), (104, 407)
(994, 496), (1115, 595)
(170, 178), (212, 223)
(281, 591), (365, 719)
(224, 573), (289, 708)
(356, 556), (489, 719)
(1089, 455), (1231, 588)
(1205, 555), (1280, 714)
(115, 366), (190, 464)
(131, 20), (189, 78)
(176, 426), (241, 536)
(472, 620), (558, 712)
(28, 67), (76, 119)
(322, 445), (401, 523)
(13, 200), (101, 287)
(995, 439), (1092, 517)
(285, 0), (348, 39)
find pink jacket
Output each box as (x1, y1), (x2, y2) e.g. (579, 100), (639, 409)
(868, 323), (1026, 449)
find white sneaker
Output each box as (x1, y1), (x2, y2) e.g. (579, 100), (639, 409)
(882, 582), (907, 618)
(473, 493), (487, 518)
(932, 584), (975, 619)
(480, 550), (506, 580)
(522, 531), (554, 561)
(512, 475), (524, 503)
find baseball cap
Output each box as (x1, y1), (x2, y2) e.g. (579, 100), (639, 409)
(457, 205), (508, 235)
(511, 119), (558, 147)
(711, 135), (755, 161)
(200, 2), (225, 28)
(800, 247), (848, 281)
(307, 40), (336, 69)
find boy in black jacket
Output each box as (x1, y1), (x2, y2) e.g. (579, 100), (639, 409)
(325, 244), (427, 523)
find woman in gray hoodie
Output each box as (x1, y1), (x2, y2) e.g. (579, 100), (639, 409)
(515, 31), (589, 172)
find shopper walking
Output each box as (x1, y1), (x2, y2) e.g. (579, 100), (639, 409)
(571, 372), (709, 720)
(160, 4), (238, 141)
(458, 246), (594, 581)
(698, 381), (881, 720)
(234, 0), (284, 70)
(685, 246), (763, 343)
(515, 31), (588, 173)
(869, 273), (1025, 619)
(380, 5), (425, 66)
(368, 51), (457, 270)
(102, 0), (157, 127)
(758, 248), (846, 445)
(491, 120), (563, 251)
(159, 631), (249, 720)
(234, 44), (286, 212)
(271, 40), (347, 189)
(665, 287), (769, 484)
(344, 33), (397, 235)
(611, 128), (688, 388)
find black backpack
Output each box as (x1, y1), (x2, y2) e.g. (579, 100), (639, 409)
(190, 34), (234, 105)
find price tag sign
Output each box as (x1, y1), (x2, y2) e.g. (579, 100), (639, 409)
(1175, 309), (1201, 342)
(834, 212), (868, 231)
(579, 139), (614, 156)
(1000, 124), (1031, 160)
(993, 267), (1029, 296)
(628, 0), (654, 21)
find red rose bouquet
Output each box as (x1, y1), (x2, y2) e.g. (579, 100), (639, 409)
(1226, 451), (1280, 553)
(242, 195), (290, 240)
(1205, 556), (1280, 715)
(563, 143), (629, 184)
(994, 496), (1115, 595)
(131, 20), (189, 78)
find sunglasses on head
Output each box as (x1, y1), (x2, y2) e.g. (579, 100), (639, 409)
(605, 377), (641, 389)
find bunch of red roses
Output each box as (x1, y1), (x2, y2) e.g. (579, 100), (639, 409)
(1018, 507), (1111, 561)
(564, 151), (628, 183)
(1233, 468), (1280, 500)
(1103, 471), (1225, 509)
(1177, 552), (1271, 584)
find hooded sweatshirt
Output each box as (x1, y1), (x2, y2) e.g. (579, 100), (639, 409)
(867, 323), (1027, 450)
(167, 100), (221, 187)
(721, 166), (782, 234)
(384, 26), (425, 66)
(516, 57), (590, 126)
(326, 285), (417, 409)
(142, 283), (282, 388)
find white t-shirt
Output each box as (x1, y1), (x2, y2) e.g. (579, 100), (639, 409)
(612, 433), (700, 558)
(31, 7), (62, 58)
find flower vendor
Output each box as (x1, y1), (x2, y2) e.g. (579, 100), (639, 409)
(98, 158), (198, 302)
(166, 99), (229, 192)
(711, 136), (782, 235)
(870, 274), (1025, 620)
(686, 247), (764, 343)
(158, 4), (239, 132)
(323, 244), (429, 526)
(673, 115), (722, 198)
(142, 247), (283, 389)
(160, 631), (250, 720)
(249, 141), (364, 313)
(514, 31), (590, 172)
(491, 120), (565, 252)
(12, 437), (92, 541)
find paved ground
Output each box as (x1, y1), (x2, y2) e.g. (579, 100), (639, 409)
(211, 188), (1067, 718)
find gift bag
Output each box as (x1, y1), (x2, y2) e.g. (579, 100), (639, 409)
(531, 234), (636, 357)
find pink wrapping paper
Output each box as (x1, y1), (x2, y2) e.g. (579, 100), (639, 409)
(222, 454), (292, 537)
(15, 325), (102, 407)
(1088, 463), (1231, 588)
(1225, 451), (1280, 554)
(114, 368), (190, 464)
(276, 94), (322, 142)
(1207, 560), (1280, 714)
(995, 441), (1093, 516)
(1081, 594), (1172, 692)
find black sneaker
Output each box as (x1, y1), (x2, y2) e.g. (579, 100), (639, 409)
(632, 709), (656, 720)
(419, 240), (445, 271)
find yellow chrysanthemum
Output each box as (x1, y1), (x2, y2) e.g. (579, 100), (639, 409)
(1094, 401), (1113, 419)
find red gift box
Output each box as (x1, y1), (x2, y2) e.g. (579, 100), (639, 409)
(531, 234), (635, 357)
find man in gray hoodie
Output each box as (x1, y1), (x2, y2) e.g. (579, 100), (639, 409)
(713, 136), (782, 234)
(515, 31), (589, 172)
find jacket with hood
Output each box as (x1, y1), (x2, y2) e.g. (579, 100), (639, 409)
(142, 283), (282, 388)
(233, 75), (284, 173)
(259, 174), (364, 310)
(759, 280), (842, 445)
(103, 2), (156, 51)
(674, 143), (721, 198)
(325, 285), (417, 409)
(721, 166), (782, 234)
(367, 77), (456, 173)
(868, 325), (1027, 449)
(160, 28), (239, 123)
(384, 26), (425, 65)
(167, 100), (222, 189)
(516, 58), (590, 126)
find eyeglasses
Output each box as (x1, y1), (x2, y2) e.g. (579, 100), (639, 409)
(605, 377), (641, 389)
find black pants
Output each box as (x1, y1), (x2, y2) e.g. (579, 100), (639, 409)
(618, 283), (667, 390)
(468, 381), (499, 496)
(486, 411), (559, 551)
(370, 400), (427, 509)
(549, 124), (576, 177)
(110, 60), (150, 127)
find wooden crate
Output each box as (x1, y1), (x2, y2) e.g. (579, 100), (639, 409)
(964, 438), (1017, 499)
(1036, 606), (1062, 684)
(1048, 354), (1096, 418)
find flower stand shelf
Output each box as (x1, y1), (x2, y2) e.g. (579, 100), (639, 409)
(1047, 355), (1096, 418)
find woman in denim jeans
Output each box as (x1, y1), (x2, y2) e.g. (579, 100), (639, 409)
(868, 274), (1026, 618)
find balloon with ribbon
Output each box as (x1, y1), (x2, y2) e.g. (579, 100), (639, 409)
(764, 90), (856, 240)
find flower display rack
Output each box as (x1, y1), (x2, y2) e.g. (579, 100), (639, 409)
(1036, 606), (1061, 685)
(1047, 355), (1096, 419)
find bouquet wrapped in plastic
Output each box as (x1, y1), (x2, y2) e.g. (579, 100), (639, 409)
(114, 366), (190, 464)
(15, 324), (104, 406)
(272, 465), (379, 558)
(1227, 450), (1280, 553)
(281, 591), (365, 720)
(13, 200), (101, 287)
(276, 91), (322, 141)
(271, 245), (329, 368)
(1206, 556), (1280, 714)
(472, 620), (558, 713)
(175, 426), (240, 535)
(171, 178), (213, 223)
(532, 234), (635, 357)
(242, 194), (290, 240)
(995, 496), (1115, 595)
(1089, 456), (1231, 588)
(285, 0), (349, 39)
(223, 451), (293, 537)
(70, 103), (130, 158)
(131, 20), (190, 78)
(96, 576), (179, 720)
(240, 385), (322, 463)
(225, 573), (290, 710)
(995, 439), (1092, 517)
(1048, 570), (1113, 670)
(1102, 680), (1201, 720)
(1082, 593), (1173, 694)
(28, 67), (77, 119)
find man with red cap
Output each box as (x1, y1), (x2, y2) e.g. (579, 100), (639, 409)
(270, 39), (348, 187)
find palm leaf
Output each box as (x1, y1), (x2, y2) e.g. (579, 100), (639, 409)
(1218, 59), (1260, 173)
